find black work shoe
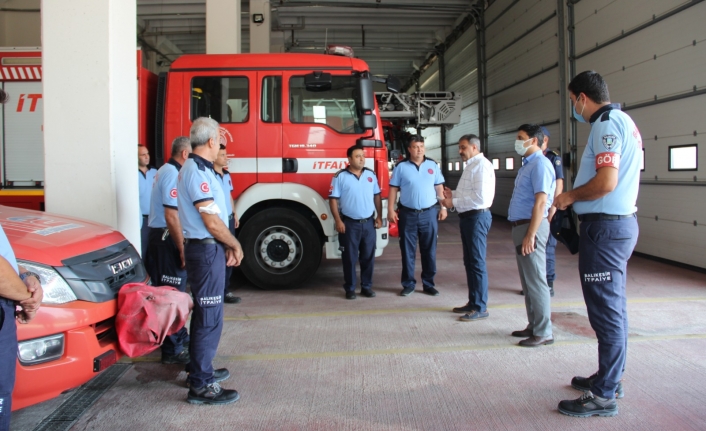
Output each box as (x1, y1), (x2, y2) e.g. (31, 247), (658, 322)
(458, 310), (488, 321)
(571, 373), (625, 399)
(422, 287), (440, 296)
(162, 349), (191, 365)
(511, 328), (533, 338)
(345, 291), (357, 300)
(558, 391), (618, 418)
(187, 383), (240, 405)
(400, 286), (414, 296)
(186, 368), (231, 388)
(452, 303), (475, 313)
(360, 289), (376, 298)
(224, 292), (241, 304)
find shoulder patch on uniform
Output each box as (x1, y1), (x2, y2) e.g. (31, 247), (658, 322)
(600, 111), (611, 122)
(602, 135), (617, 150)
(555, 159), (561, 166)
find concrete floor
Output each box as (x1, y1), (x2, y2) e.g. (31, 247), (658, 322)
(13, 213), (706, 430)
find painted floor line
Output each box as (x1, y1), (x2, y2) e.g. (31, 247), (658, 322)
(124, 333), (706, 364)
(223, 296), (706, 321)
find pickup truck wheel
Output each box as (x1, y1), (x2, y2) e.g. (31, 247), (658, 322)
(239, 209), (322, 289)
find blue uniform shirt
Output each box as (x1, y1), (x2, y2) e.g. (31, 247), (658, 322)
(0, 225), (18, 274)
(329, 167), (381, 220)
(573, 104), (641, 215)
(177, 154), (229, 239)
(389, 157), (445, 210)
(148, 159), (181, 229)
(215, 169), (234, 215)
(544, 149), (564, 181)
(508, 150), (556, 221)
(139, 166), (157, 216)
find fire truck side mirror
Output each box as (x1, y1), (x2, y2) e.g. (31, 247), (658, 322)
(358, 114), (377, 130)
(304, 72), (332, 91)
(355, 76), (375, 112)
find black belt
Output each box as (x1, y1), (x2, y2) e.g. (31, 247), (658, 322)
(342, 214), (373, 223)
(184, 238), (217, 245)
(578, 213), (635, 222)
(458, 208), (489, 219)
(398, 204), (435, 213)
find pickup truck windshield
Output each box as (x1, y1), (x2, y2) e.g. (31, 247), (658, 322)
(289, 76), (362, 134)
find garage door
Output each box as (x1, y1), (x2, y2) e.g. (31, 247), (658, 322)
(573, 0), (706, 268)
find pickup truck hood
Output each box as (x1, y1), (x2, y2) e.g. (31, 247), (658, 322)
(0, 206), (128, 267)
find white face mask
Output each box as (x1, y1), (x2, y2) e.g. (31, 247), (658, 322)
(514, 138), (532, 156)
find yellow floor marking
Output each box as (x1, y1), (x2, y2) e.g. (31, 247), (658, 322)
(223, 296), (706, 321)
(123, 333), (706, 364)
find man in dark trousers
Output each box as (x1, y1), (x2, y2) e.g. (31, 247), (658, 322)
(554, 71), (641, 418)
(387, 135), (447, 297)
(329, 145), (382, 299)
(213, 144), (241, 304)
(146, 136), (192, 365)
(138, 145), (157, 258)
(177, 117), (244, 405)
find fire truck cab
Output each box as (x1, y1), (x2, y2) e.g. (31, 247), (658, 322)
(158, 53), (394, 289)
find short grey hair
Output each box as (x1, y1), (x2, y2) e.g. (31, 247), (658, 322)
(171, 136), (191, 157)
(459, 134), (481, 149)
(190, 117), (220, 148)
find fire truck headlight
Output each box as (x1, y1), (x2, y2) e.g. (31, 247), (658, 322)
(17, 260), (78, 304)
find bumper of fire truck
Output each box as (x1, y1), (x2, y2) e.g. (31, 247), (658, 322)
(326, 198), (389, 259)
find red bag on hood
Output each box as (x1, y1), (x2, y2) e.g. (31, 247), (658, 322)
(115, 283), (193, 358)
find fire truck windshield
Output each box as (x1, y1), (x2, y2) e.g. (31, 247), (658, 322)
(289, 76), (364, 134)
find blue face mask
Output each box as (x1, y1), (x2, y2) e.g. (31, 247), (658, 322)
(573, 96), (587, 123)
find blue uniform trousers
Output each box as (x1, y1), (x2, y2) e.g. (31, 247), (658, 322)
(339, 217), (376, 293)
(145, 228), (189, 356)
(459, 211), (492, 312)
(0, 299), (17, 431)
(185, 242), (225, 389)
(398, 207), (438, 289)
(140, 215), (150, 259)
(545, 231), (557, 284)
(579, 216), (638, 399)
(224, 215), (235, 295)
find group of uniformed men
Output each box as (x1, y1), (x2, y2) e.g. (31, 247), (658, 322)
(137, 118), (244, 405)
(331, 71), (641, 418)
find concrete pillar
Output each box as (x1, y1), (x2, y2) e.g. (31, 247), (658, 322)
(42, 0), (140, 250)
(250, 0), (271, 53)
(206, 0), (241, 54)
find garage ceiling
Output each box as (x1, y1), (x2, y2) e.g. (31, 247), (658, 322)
(137, 0), (481, 82)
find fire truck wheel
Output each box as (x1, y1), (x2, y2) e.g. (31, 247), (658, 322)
(239, 208), (322, 289)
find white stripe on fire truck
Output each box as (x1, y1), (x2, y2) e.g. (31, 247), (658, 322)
(24, 67), (33, 79)
(1, 68), (9, 79)
(227, 158), (374, 174)
(34, 67), (41, 79)
(10, 68), (18, 79)
(18, 67), (26, 79)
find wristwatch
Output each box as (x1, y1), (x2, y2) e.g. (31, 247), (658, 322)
(20, 271), (41, 283)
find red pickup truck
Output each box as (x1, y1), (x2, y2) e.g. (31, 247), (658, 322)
(1, 205), (148, 410)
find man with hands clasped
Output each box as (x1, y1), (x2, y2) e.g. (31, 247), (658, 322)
(329, 145), (382, 300)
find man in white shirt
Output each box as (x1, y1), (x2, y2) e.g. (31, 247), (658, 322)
(441, 134), (496, 321)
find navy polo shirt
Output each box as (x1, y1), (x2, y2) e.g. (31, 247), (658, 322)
(389, 157), (445, 210)
(214, 169), (234, 215)
(148, 159), (181, 229)
(508, 150), (556, 221)
(544, 149), (565, 181)
(177, 154), (228, 239)
(0, 225), (18, 274)
(139, 166), (157, 216)
(329, 167), (381, 220)
(573, 104), (641, 215)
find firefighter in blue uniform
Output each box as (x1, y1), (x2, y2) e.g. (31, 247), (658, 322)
(213, 144), (241, 304)
(138, 145), (158, 258)
(329, 145), (383, 300)
(0, 88), (44, 430)
(521, 126), (564, 297)
(146, 136), (192, 365)
(387, 135), (447, 297)
(555, 71), (641, 417)
(178, 117), (244, 405)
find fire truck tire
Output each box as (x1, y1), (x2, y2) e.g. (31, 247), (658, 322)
(239, 209), (322, 289)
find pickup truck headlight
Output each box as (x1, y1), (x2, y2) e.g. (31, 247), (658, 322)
(17, 261), (78, 304)
(17, 334), (65, 365)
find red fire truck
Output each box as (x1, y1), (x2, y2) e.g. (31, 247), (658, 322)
(0, 48), (397, 289)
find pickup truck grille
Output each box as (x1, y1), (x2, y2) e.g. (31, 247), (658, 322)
(58, 240), (148, 303)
